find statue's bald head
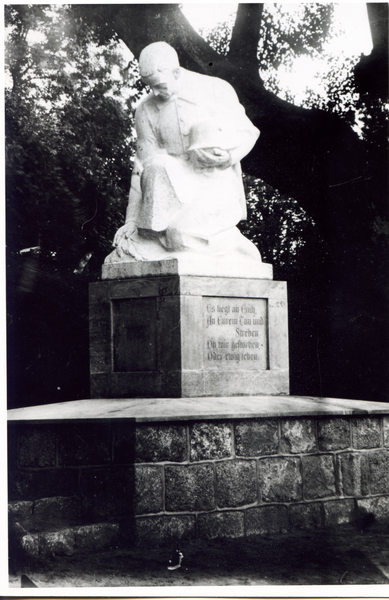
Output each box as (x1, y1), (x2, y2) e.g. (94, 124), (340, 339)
(139, 42), (180, 82)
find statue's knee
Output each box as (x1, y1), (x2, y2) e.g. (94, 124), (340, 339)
(145, 153), (174, 173)
(165, 225), (179, 238)
(165, 225), (184, 250)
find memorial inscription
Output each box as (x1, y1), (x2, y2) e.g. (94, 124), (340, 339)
(203, 297), (268, 370)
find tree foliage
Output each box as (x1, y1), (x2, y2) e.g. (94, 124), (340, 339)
(239, 176), (316, 281)
(5, 4), (140, 406)
(6, 4), (139, 275)
(205, 4), (333, 64)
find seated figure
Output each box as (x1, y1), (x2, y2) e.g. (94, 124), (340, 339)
(105, 41), (261, 264)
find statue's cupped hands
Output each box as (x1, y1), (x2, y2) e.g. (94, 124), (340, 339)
(189, 148), (232, 170)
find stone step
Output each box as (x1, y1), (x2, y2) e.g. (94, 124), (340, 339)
(9, 497), (82, 533)
(13, 521), (120, 559)
(9, 496), (121, 559)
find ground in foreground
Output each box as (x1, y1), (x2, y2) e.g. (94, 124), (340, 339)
(9, 526), (389, 588)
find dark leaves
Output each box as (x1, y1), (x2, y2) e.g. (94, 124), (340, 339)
(6, 5), (138, 275)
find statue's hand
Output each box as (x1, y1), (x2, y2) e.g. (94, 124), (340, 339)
(189, 148), (232, 170)
(113, 221), (143, 260)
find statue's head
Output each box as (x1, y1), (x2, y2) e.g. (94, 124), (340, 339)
(139, 42), (181, 101)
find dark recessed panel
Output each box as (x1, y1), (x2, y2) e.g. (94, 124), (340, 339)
(113, 297), (158, 372)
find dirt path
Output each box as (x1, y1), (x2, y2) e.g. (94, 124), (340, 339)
(9, 527), (389, 588)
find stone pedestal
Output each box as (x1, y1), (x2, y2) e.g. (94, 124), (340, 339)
(9, 398), (389, 551)
(90, 258), (289, 398)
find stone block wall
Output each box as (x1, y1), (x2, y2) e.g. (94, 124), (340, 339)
(8, 415), (389, 553)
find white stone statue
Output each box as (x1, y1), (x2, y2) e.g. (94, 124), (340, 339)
(105, 42), (262, 265)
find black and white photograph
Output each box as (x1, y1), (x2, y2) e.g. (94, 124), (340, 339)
(4, 1), (389, 593)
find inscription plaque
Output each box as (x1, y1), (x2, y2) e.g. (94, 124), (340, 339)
(203, 297), (268, 369)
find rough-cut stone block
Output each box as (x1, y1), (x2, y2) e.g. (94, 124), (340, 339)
(289, 503), (322, 530)
(80, 468), (128, 520)
(21, 523), (120, 558)
(323, 499), (355, 526)
(338, 452), (369, 496)
(112, 423), (136, 463)
(301, 455), (336, 499)
(19, 427), (56, 468)
(258, 457), (302, 502)
(7, 424), (19, 472)
(197, 511), (244, 540)
(357, 496), (389, 525)
(39, 529), (76, 557)
(133, 424), (187, 463)
(58, 423), (111, 466)
(190, 422), (232, 461)
(20, 533), (41, 558)
(8, 469), (79, 502)
(74, 523), (120, 552)
(215, 461), (257, 508)
(134, 465), (164, 515)
(80, 465), (163, 520)
(235, 419), (278, 456)
(8, 500), (33, 522)
(165, 464), (215, 512)
(383, 417), (389, 447)
(80, 466), (163, 519)
(368, 450), (389, 494)
(33, 496), (82, 530)
(280, 419), (316, 454)
(352, 417), (381, 449)
(135, 515), (195, 546)
(317, 418), (350, 451)
(246, 505), (288, 535)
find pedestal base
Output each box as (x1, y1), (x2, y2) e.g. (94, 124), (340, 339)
(102, 256), (273, 280)
(8, 397), (389, 551)
(90, 262), (289, 398)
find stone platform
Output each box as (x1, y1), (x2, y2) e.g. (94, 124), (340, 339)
(7, 394), (389, 422)
(8, 396), (389, 554)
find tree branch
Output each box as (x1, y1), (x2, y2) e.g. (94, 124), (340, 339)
(109, 4), (222, 74)
(228, 3), (263, 74)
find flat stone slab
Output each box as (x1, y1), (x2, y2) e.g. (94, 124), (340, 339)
(102, 256), (273, 280)
(7, 395), (389, 423)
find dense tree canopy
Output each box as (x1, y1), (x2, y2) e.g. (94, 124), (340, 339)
(5, 5), (141, 269)
(6, 4), (389, 407)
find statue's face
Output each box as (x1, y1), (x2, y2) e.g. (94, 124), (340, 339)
(143, 68), (180, 101)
